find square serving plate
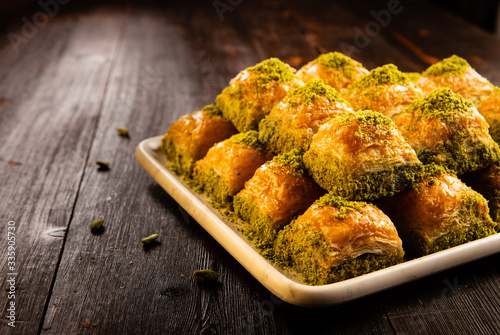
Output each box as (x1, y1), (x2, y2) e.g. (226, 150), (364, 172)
(136, 136), (500, 307)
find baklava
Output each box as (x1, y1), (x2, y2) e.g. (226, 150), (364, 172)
(216, 58), (302, 132)
(343, 64), (423, 120)
(258, 79), (353, 154)
(161, 104), (238, 176)
(275, 193), (404, 285)
(304, 110), (422, 201)
(396, 87), (500, 175)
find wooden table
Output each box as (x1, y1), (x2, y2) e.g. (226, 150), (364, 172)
(1, 0), (500, 333)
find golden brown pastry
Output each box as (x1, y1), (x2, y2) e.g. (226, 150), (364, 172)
(416, 55), (494, 106)
(162, 104), (238, 176)
(234, 149), (325, 253)
(274, 193), (404, 285)
(258, 79), (354, 154)
(477, 86), (500, 143)
(461, 164), (500, 224)
(296, 52), (369, 92)
(215, 58), (302, 132)
(376, 164), (498, 257)
(303, 110), (422, 201)
(396, 87), (500, 175)
(343, 64), (423, 120)
(192, 131), (273, 206)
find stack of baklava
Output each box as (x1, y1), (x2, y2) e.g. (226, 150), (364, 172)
(161, 53), (500, 285)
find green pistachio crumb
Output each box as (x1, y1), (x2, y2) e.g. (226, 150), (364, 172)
(116, 127), (129, 137)
(349, 64), (410, 91)
(193, 269), (219, 283)
(313, 52), (359, 78)
(201, 104), (223, 118)
(407, 87), (473, 122)
(96, 160), (110, 170)
(271, 149), (307, 177)
(247, 57), (296, 89)
(422, 55), (470, 77)
(224, 130), (266, 151)
(90, 219), (104, 232)
(141, 233), (159, 244)
(287, 79), (347, 107)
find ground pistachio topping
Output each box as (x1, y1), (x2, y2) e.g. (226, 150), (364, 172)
(422, 54), (470, 77)
(287, 79), (347, 106)
(407, 87), (473, 122)
(224, 130), (266, 151)
(313, 52), (359, 78)
(339, 110), (394, 140)
(271, 149), (307, 177)
(315, 193), (365, 219)
(201, 103), (223, 118)
(247, 57), (296, 90)
(348, 64), (410, 91)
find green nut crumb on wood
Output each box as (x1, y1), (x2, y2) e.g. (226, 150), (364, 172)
(116, 127), (130, 137)
(90, 219), (104, 232)
(193, 270), (219, 283)
(141, 234), (159, 244)
(96, 160), (110, 170)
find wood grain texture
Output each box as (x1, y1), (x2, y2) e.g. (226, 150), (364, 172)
(0, 5), (126, 334)
(0, 0), (499, 334)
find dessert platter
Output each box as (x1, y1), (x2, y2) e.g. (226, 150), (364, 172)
(136, 53), (500, 307)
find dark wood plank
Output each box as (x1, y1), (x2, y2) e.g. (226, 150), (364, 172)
(0, 5), (127, 334)
(41, 4), (289, 334)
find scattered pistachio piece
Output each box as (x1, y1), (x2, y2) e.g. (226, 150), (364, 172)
(141, 233), (159, 244)
(193, 270), (219, 283)
(90, 219), (104, 232)
(96, 160), (110, 170)
(116, 127), (129, 137)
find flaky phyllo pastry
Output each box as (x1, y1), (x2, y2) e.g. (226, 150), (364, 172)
(303, 110), (422, 201)
(396, 87), (500, 175)
(192, 131), (273, 206)
(296, 52), (369, 92)
(259, 79), (353, 154)
(161, 104), (237, 176)
(216, 58), (302, 133)
(275, 194), (404, 285)
(416, 55), (494, 106)
(161, 53), (500, 286)
(376, 164), (498, 257)
(477, 86), (500, 143)
(234, 150), (324, 254)
(343, 64), (423, 121)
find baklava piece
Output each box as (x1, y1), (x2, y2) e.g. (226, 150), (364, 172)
(192, 131), (273, 206)
(162, 104), (238, 176)
(259, 79), (354, 154)
(396, 87), (500, 175)
(215, 58), (301, 132)
(477, 86), (500, 143)
(416, 54), (494, 106)
(462, 164), (500, 224)
(275, 194), (404, 285)
(343, 64), (423, 120)
(376, 164), (498, 257)
(303, 110), (422, 201)
(296, 52), (369, 92)
(234, 149), (325, 253)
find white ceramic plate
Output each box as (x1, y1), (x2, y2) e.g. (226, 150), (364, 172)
(136, 136), (500, 307)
